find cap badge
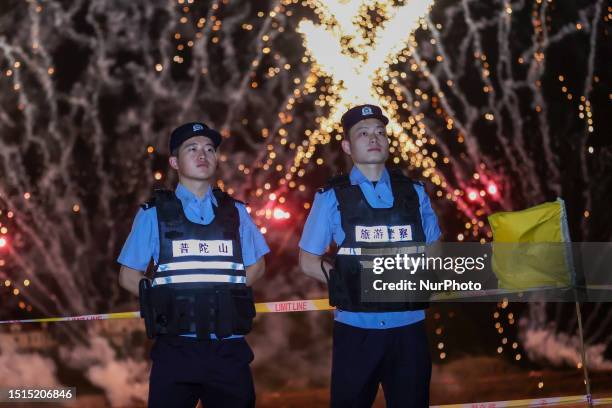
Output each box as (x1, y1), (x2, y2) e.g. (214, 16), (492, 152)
(361, 106), (373, 116)
(192, 123), (204, 132)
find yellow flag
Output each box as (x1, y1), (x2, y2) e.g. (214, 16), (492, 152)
(487, 199), (572, 290)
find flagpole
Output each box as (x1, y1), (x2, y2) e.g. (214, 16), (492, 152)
(575, 300), (593, 408)
(559, 198), (593, 407)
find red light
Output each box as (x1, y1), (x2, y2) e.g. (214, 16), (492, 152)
(272, 208), (290, 220)
(467, 190), (478, 201)
(487, 183), (498, 195)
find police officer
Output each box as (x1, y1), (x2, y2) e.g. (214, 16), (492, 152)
(117, 122), (269, 408)
(299, 105), (441, 407)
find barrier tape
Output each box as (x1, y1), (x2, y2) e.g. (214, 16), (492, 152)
(0, 299), (334, 325)
(255, 298), (333, 313)
(0, 311), (141, 325)
(433, 394), (612, 407)
(3, 284), (612, 325)
(1, 307), (611, 407)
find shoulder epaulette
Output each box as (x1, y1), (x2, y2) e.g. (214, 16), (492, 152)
(140, 189), (173, 210)
(140, 200), (155, 210)
(318, 174), (351, 193)
(212, 188), (246, 206)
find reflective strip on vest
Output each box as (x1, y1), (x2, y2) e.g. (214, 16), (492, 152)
(153, 274), (247, 286)
(337, 247), (362, 255)
(157, 261), (245, 272)
(337, 246), (426, 256)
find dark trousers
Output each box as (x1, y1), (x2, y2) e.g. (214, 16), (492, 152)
(148, 336), (255, 408)
(331, 320), (431, 408)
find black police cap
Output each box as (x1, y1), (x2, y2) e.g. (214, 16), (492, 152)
(169, 122), (222, 154)
(341, 104), (389, 135)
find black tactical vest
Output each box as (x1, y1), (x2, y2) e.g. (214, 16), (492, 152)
(139, 188), (255, 339)
(326, 169), (429, 312)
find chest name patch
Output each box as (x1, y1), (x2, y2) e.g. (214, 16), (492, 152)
(172, 239), (234, 257)
(355, 225), (413, 243)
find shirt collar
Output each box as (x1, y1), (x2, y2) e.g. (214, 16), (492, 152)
(175, 183), (217, 206)
(349, 166), (390, 186)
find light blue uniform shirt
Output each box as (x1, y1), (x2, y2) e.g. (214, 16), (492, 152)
(118, 183), (270, 338)
(299, 167), (441, 329)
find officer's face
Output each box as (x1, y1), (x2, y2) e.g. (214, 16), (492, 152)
(341, 118), (389, 164)
(169, 136), (218, 181)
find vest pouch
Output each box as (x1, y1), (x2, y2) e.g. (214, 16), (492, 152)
(149, 285), (176, 336)
(330, 258), (364, 309)
(406, 266), (431, 311)
(406, 261), (433, 310)
(214, 288), (235, 339)
(173, 294), (195, 333)
(139, 279), (155, 339)
(230, 287), (256, 335)
(328, 268), (350, 307)
(383, 260), (431, 311)
(194, 289), (215, 339)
